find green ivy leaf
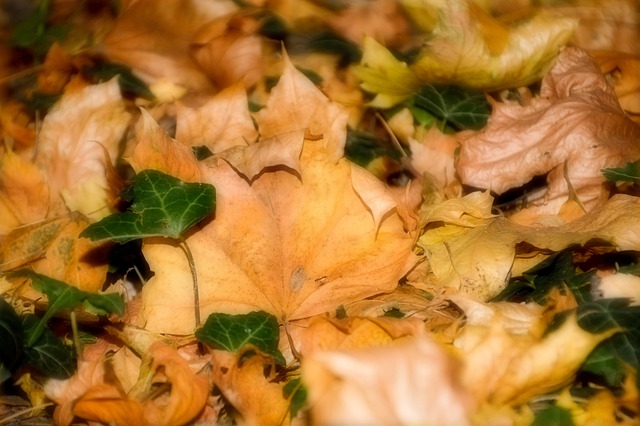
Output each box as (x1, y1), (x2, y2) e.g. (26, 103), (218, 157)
(410, 84), (490, 130)
(345, 129), (402, 168)
(577, 299), (640, 386)
(532, 405), (574, 426)
(0, 297), (23, 383)
(81, 170), (216, 244)
(601, 160), (640, 184)
(9, 270), (124, 347)
(283, 378), (308, 419)
(196, 311), (285, 365)
(21, 314), (75, 379)
(10, 0), (69, 58)
(82, 62), (154, 100)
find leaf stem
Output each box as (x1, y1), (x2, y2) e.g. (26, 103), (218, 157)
(180, 238), (201, 327)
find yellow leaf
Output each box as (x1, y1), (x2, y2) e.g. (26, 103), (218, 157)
(353, 37), (421, 108)
(0, 213), (109, 292)
(136, 57), (416, 334)
(411, 1), (577, 90)
(419, 192), (640, 300)
(457, 312), (617, 406)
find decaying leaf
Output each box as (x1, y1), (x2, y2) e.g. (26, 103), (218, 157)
(35, 78), (131, 219)
(457, 47), (640, 215)
(0, 150), (49, 234)
(302, 336), (472, 425)
(209, 348), (290, 425)
(100, 0), (233, 92)
(355, 0), (577, 107)
(419, 191), (640, 300)
(45, 341), (209, 426)
(135, 55), (416, 334)
(457, 311), (617, 406)
(0, 213), (109, 292)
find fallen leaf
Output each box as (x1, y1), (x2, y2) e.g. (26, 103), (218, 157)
(355, 1), (577, 106)
(302, 336), (472, 425)
(191, 12), (266, 89)
(0, 213), (109, 292)
(135, 57), (416, 334)
(100, 0), (235, 91)
(208, 348), (290, 425)
(457, 311), (617, 406)
(0, 150), (49, 234)
(35, 78), (131, 219)
(418, 192), (640, 300)
(457, 47), (640, 215)
(175, 82), (258, 154)
(142, 342), (210, 426)
(592, 50), (640, 116)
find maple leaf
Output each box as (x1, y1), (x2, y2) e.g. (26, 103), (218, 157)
(175, 82), (258, 154)
(132, 55), (417, 334)
(457, 47), (640, 215)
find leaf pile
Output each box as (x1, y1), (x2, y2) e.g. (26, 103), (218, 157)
(1, 0), (640, 425)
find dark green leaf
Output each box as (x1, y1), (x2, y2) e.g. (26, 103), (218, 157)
(283, 378), (307, 419)
(196, 311), (284, 365)
(83, 62), (154, 99)
(410, 85), (490, 130)
(81, 170), (216, 243)
(492, 248), (578, 303)
(0, 298), (23, 380)
(602, 160), (640, 184)
(576, 299), (640, 385)
(10, 0), (69, 58)
(382, 307), (405, 318)
(580, 344), (626, 386)
(9, 270), (124, 347)
(532, 405), (574, 426)
(192, 146), (214, 161)
(21, 314), (75, 379)
(345, 129), (402, 168)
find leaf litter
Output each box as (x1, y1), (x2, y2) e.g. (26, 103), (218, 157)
(0, 0), (640, 425)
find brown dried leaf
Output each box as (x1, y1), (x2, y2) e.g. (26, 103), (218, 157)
(302, 336), (472, 425)
(35, 78), (131, 219)
(457, 47), (640, 215)
(175, 82), (258, 153)
(101, 0), (234, 91)
(209, 349), (289, 426)
(135, 58), (416, 334)
(0, 150), (49, 234)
